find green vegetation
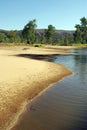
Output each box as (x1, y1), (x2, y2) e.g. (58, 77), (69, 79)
(33, 43), (43, 47)
(0, 32), (7, 43)
(22, 19), (37, 44)
(7, 30), (21, 43)
(74, 17), (87, 44)
(72, 43), (87, 47)
(0, 17), (87, 46)
(45, 24), (55, 44)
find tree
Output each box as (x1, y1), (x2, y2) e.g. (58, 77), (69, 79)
(0, 32), (8, 43)
(80, 17), (87, 43)
(0, 32), (7, 43)
(22, 19), (37, 44)
(74, 17), (87, 44)
(40, 35), (46, 44)
(74, 24), (82, 43)
(7, 30), (21, 43)
(45, 24), (55, 43)
(64, 34), (69, 45)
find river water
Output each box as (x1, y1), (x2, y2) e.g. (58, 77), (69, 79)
(12, 48), (87, 130)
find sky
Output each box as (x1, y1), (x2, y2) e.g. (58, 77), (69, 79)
(0, 0), (87, 30)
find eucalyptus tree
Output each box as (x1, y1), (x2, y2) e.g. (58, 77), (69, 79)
(45, 24), (55, 44)
(74, 24), (82, 43)
(74, 17), (87, 44)
(22, 19), (37, 44)
(80, 17), (87, 43)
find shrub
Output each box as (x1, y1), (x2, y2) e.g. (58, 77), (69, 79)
(33, 44), (42, 47)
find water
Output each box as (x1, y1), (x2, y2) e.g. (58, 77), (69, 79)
(12, 48), (87, 130)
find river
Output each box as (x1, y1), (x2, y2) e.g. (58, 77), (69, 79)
(12, 48), (87, 130)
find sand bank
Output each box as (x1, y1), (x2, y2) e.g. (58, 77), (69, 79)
(0, 46), (72, 130)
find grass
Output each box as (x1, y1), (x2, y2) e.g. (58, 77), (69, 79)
(0, 42), (28, 47)
(72, 43), (87, 47)
(0, 42), (87, 48)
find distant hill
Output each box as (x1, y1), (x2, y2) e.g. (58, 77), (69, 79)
(0, 29), (75, 38)
(35, 29), (75, 38)
(0, 29), (9, 35)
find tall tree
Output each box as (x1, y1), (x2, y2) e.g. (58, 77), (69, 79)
(74, 24), (82, 43)
(74, 17), (87, 44)
(80, 17), (87, 43)
(22, 19), (37, 43)
(45, 24), (55, 43)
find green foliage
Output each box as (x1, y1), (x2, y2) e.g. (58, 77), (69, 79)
(7, 30), (21, 43)
(0, 17), (87, 46)
(22, 19), (37, 43)
(40, 35), (46, 44)
(72, 43), (87, 47)
(45, 24), (55, 43)
(74, 17), (87, 44)
(74, 24), (81, 43)
(0, 32), (7, 43)
(33, 43), (42, 47)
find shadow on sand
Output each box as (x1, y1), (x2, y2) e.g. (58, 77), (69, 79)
(16, 54), (59, 61)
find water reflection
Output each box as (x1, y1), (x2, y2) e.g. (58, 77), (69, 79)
(75, 50), (87, 81)
(54, 48), (87, 83)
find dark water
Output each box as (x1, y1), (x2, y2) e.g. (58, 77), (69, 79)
(12, 48), (87, 130)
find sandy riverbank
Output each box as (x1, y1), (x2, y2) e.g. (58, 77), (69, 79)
(0, 46), (73, 130)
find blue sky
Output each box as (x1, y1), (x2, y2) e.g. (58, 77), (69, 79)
(0, 0), (87, 30)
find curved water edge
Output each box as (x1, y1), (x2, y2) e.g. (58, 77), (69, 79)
(11, 48), (87, 130)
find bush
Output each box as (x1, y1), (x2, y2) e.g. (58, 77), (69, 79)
(33, 44), (42, 47)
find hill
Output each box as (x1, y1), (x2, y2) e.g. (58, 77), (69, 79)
(0, 29), (75, 39)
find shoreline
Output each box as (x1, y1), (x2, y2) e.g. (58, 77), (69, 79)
(0, 46), (73, 130)
(10, 67), (72, 130)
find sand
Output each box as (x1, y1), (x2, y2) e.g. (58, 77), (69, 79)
(0, 46), (73, 130)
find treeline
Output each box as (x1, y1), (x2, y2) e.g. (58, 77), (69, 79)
(0, 30), (21, 43)
(0, 17), (87, 45)
(74, 17), (87, 44)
